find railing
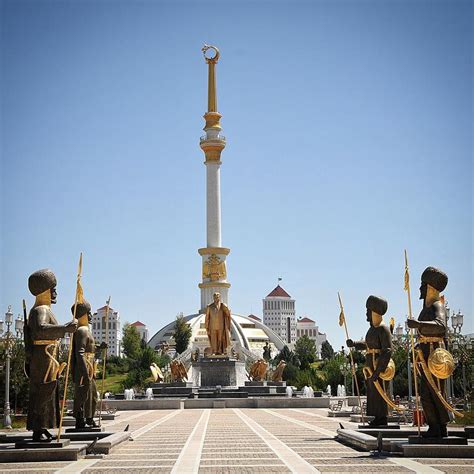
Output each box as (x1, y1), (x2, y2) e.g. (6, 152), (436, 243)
(200, 135), (226, 143)
(175, 347), (193, 369)
(236, 344), (259, 363)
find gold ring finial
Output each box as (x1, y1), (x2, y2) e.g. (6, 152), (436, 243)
(202, 44), (220, 63)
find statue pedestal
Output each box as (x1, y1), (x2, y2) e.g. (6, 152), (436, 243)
(192, 357), (245, 387)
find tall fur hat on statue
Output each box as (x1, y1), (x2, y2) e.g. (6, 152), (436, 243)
(71, 300), (91, 318)
(28, 269), (57, 296)
(365, 295), (388, 315)
(421, 266), (448, 292)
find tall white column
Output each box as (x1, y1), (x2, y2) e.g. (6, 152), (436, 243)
(206, 162), (222, 248)
(198, 45), (230, 313)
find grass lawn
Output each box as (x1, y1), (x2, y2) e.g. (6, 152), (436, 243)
(99, 373), (127, 395)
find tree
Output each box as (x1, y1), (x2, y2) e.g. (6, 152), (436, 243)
(274, 345), (299, 367)
(122, 324), (141, 360)
(294, 335), (317, 370)
(173, 313), (192, 355)
(321, 340), (335, 360)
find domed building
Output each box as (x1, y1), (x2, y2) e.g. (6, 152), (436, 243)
(148, 312), (285, 360)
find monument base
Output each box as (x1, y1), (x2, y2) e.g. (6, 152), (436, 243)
(408, 435), (467, 445)
(192, 358), (246, 387)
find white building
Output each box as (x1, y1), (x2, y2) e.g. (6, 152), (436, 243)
(262, 285), (296, 345)
(91, 306), (122, 357)
(296, 317), (327, 358)
(130, 321), (148, 342)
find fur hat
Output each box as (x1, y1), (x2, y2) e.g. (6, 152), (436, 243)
(28, 269), (57, 296)
(421, 266), (448, 292)
(366, 295), (388, 315)
(71, 300), (91, 318)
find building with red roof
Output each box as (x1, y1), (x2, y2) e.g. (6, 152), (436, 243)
(262, 284), (296, 344)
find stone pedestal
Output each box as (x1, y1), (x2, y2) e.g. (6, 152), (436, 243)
(192, 358), (245, 387)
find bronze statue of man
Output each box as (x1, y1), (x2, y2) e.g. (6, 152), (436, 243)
(406, 266), (449, 438)
(205, 292), (231, 355)
(347, 295), (392, 427)
(25, 269), (77, 442)
(71, 300), (105, 429)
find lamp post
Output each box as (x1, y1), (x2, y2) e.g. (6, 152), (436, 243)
(339, 362), (350, 396)
(1, 306), (24, 429)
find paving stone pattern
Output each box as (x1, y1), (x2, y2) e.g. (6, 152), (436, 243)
(0, 408), (473, 473)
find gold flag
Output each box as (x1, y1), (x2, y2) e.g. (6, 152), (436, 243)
(76, 253), (84, 304)
(339, 310), (345, 327)
(390, 317), (395, 334)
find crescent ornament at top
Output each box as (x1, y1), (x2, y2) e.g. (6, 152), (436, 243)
(202, 44), (220, 63)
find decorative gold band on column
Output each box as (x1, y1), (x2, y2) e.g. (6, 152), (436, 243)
(198, 282), (231, 289)
(198, 247), (230, 256)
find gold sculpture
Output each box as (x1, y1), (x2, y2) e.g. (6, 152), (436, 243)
(150, 363), (164, 383)
(203, 254), (227, 281)
(170, 359), (188, 382)
(205, 292), (231, 355)
(428, 347), (455, 380)
(249, 359), (268, 381)
(272, 360), (286, 382)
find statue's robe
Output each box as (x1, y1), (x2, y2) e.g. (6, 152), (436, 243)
(25, 305), (65, 431)
(205, 302), (231, 355)
(417, 301), (449, 428)
(71, 326), (98, 420)
(355, 323), (392, 423)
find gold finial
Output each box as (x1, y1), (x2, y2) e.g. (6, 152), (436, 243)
(202, 44), (220, 64)
(202, 44), (220, 112)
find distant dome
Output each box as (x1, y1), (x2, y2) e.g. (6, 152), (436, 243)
(148, 312), (285, 358)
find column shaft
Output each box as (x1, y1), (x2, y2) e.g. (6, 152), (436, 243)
(206, 162), (221, 248)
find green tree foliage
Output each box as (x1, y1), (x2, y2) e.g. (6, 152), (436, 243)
(0, 341), (29, 413)
(319, 352), (346, 395)
(295, 368), (325, 390)
(392, 342), (409, 398)
(321, 340), (335, 360)
(122, 324), (142, 360)
(173, 314), (192, 355)
(282, 362), (299, 386)
(294, 335), (317, 370)
(274, 345), (299, 367)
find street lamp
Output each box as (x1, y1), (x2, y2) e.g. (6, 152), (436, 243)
(0, 305), (24, 429)
(452, 310), (463, 334)
(339, 362), (351, 395)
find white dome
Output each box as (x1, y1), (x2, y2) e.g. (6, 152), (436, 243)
(148, 313), (286, 358)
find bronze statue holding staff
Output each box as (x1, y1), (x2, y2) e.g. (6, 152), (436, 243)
(406, 266), (461, 438)
(25, 269), (77, 442)
(71, 300), (106, 429)
(347, 295), (395, 427)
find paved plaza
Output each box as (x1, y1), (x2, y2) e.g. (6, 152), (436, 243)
(1, 408), (473, 473)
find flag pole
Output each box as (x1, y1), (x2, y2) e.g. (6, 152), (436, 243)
(404, 250), (421, 436)
(58, 253), (83, 442)
(338, 292), (365, 425)
(98, 296), (111, 427)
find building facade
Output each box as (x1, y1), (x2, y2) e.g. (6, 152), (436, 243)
(262, 285), (296, 344)
(296, 317), (327, 358)
(91, 306), (122, 357)
(130, 321), (148, 342)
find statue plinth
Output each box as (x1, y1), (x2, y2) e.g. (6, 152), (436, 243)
(191, 358), (245, 387)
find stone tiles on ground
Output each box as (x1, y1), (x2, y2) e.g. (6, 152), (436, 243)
(0, 407), (473, 473)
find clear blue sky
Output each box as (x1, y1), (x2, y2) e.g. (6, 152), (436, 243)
(1, 0), (472, 348)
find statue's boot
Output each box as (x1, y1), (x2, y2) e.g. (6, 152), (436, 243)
(42, 429), (54, 439)
(422, 424), (441, 438)
(368, 416), (387, 427)
(75, 417), (86, 429)
(440, 424), (448, 438)
(86, 418), (98, 428)
(32, 430), (52, 442)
